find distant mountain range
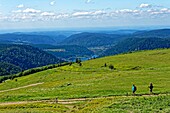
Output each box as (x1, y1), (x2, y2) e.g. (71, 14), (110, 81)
(0, 28), (170, 61)
(1, 28), (170, 76)
(101, 38), (170, 57)
(133, 29), (170, 38)
(100, 29), (170, 56)
(0, 33), (66, 45)
(60, 32), (126, 47)
(0, 44), (62, 76)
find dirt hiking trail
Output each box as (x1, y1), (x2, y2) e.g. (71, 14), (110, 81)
(0, 82), (169, 105)
(0, 82), (44, 93)
(0, 94), (169, 106)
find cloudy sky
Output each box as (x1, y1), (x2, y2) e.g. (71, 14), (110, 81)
(0, 0), (170, 30)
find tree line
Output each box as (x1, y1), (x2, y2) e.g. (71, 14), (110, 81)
(0, 62), (70, 83)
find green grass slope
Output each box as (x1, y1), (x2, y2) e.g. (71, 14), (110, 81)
(0, 49), (170, 112)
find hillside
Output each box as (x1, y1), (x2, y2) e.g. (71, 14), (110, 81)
(26, 31), (80, 37)
(60, 29), (170, 48)
(133, 29), (170, 38)
(60, 32), (126, 47)
(101, 38), (170, 56)
(32, 44), (94, 61)
(0, 44), (62, 76)
(0, 62), (22, 76)
(0, 49), (170, 112)
(0, 33), (66, 45)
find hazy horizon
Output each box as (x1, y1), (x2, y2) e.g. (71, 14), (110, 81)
(1, 25), (170, 34)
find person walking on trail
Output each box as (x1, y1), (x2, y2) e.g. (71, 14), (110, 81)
(149, 83), (153, 94)
(132, 84), (137, 95)
(56, 97), (58, 103)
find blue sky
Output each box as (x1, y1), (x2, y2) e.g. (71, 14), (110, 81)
(0, 0), (170, 30)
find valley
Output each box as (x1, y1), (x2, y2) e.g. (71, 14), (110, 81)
(2, 0), (170, 112)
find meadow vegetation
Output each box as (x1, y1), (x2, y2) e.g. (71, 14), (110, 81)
(0, 49), (170, 112)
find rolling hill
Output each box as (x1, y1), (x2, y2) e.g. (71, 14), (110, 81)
(59, 29), (170, 56)
(101, 38), (170, 57)
(0, 62), (22, 76)
(0, 33), (66, 45)
(0, 44), (62, 76)
(32, 44), (94, 61)
(133, 29), (170, 38)
(60, 29), (170, 48)
(0, 49), (169, 112)
(60, 32), (126, 47)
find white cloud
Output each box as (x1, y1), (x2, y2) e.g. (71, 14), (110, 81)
(72, 10), (106, 17)
(9, 13), (36, 22)
(93, 10), (106, 15)
(4, 3), (170, 23)
(86, 0), (94, 4)
(116, 9), (140, 14)
(139, 4), (152, 8)
(149, 8), (170, 15)
(23, 8), (41, 13)
(41, 12), (55, 16)
(160, 8), (170, 12)
(72, 11), (91, 16)
(10, 8), (42, 22)
(39, 13), (69, 21)
(12, 10), (22, 13)
(17, 4), (24, 8)
(50, 1), (56, 6)
(12, 8), (41, 14)
(10, 9), (62, 21)
(55, 14), (69, 19)
(71, 10), (107, 20)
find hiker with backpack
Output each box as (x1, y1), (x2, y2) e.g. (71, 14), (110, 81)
(148, 83), (153, 94)
(132, 84), (137, 95)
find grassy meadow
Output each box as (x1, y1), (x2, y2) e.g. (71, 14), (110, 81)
(0, 49), (170, 112)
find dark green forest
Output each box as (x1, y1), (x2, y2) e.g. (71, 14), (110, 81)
(0, 62), (22, 76)
(60, 32), (126, 47)
(101, 38), (170, 56)
(133, 29), (170, 38)
(33, 44), (94, 59)
(0, 44), (62, 76)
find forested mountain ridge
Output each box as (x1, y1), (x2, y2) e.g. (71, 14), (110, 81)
(101, 38), (170, 57)
(0, 62), (22, 76)
(133, 29), (170, 38)
(0, 33), (66, 45)
(59, 29), (170, 48)
(60, 32), (126, 47)
(32, 44), (94, 60)
(1, 29), (170, 60)
(0, 44), (62, 76)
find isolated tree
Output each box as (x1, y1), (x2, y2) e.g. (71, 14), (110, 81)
(76, 58), (81, 64)
(79, 62), (82, 66)
(109, 64), (114, 70)
(76, 58), (78, 63)
(69, 62), (72, 66)
(104, 63), (107, 67)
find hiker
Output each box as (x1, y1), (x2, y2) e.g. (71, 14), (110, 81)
(132, 84), (137, 95)
(56, 97), (58, 103)
(148, 83), (153, 93)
